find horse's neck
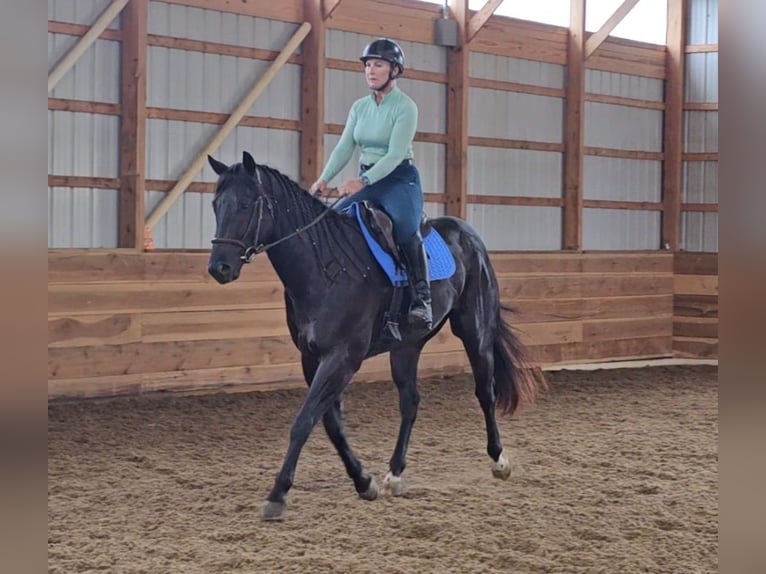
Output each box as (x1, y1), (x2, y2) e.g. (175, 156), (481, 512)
(264, 189), (347, 300)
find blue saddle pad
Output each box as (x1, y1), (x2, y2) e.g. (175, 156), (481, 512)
(348, 203), (456, 286)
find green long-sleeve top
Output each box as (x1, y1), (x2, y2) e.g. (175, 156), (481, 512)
(319, 86), (418, 186)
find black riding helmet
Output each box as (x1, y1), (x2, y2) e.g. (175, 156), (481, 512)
(360, 38), (405, 75)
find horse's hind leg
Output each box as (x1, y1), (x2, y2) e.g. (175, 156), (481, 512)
(384, 345), (423, 496)
(449, 311), (511, 480)
(303, 354), (378, 498)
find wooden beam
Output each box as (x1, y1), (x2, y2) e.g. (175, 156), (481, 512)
(685, 44), (717, 53)
(48, 0), (130, 91)
(322, 0), (343, 20)
(563, 0), (585, 250)
(466, 0), (505, 44)
(144, 22), (312, 231)
(48, 20), (122, 41)
(584, 0), (641, 60)
(48, 98), (120, 115)
(662, 0), (687, 251)
(118, 0), (147, 250)
(300, 0), (325, 188)
(445, 0), (469, 219)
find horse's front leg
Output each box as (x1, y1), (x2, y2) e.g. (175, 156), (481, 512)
(300, 353), (378, 500)
(261, 351), (361, 521)
(384, 345), (423, 496)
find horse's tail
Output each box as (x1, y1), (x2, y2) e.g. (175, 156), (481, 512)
(493, 304), (548, 415)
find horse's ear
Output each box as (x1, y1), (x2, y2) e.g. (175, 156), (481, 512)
(208, 155), (228, 176)
(242, 151), (256, 177)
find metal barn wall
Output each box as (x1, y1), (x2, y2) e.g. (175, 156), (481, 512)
(324, 29), (447, 218)
(48, 0), (121, 247)
(468, 52), (564, 250)
(146, 1), (302, 248)
(583, 71), (664, 250)
(682, 0), (718, 252)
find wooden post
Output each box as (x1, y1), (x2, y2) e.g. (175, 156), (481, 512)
(48, 0), (130, 92)
(145, 22), (312, 231)
(118, 0), (147, 250)
(445, 0), (469, 220)
(300, 0), (326, 188)
(563, 0), (585, 250)
(662, 0), (687, 250)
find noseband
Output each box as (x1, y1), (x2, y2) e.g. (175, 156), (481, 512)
(211, 194), (340, 264)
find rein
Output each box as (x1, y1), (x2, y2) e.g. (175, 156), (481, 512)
(212, 191), (343, 263)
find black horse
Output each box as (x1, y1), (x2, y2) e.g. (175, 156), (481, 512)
(207, 151), (546, 521)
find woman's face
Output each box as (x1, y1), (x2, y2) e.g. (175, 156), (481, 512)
(364, 58), (395, 90)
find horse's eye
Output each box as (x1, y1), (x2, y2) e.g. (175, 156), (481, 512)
(238, 202), (251, 211)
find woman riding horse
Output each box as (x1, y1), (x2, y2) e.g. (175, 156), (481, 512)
(309, 38), (432, 330)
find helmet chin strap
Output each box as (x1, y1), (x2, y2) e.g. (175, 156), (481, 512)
(371, 70), (397, 94)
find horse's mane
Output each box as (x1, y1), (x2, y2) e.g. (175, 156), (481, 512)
(248, 162), (371, 273)
(255, 163), (332, 214)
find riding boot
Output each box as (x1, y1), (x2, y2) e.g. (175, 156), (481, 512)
(399, 232), (433, 330)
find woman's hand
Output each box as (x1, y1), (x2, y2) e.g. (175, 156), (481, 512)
(338, 177), (365, 198)
(309, 179), (327, 196)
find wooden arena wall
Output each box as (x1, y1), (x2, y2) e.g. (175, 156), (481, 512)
(49, 250), (678, 400)
(673, 252), (718, 359)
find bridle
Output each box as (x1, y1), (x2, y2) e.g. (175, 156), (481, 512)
(211, 192), (342, 264)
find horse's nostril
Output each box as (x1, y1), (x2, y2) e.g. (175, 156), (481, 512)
(209, 260), (233, 282)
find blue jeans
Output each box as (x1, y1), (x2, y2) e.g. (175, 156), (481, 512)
(333, 162), (424, 244)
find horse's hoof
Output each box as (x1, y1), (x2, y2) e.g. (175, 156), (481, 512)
(491, 450), (512, 480)
(358, 476), (379, 501)
(261, 500), (286, 521)
(383, 471), (405, 496)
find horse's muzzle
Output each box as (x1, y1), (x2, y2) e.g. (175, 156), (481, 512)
(208, 260), (239, 284)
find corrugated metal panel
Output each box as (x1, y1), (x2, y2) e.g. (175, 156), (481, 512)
(413, 142), (446, 193)
(469, 88), (563, 142)
(585, 70), (663, 101)
(684, 111), (718, 153)
(49, 187), (118, 248)
(682, 161), (717, 203)
(324, 69), (361, 125)
(48, 35), (120, 103)
(684, 53), (718, 102)
(146, 124), (299, 248)
(147, 47), (301, 119)
(325, 30), (447, 74)
(147, 120), (300, 182)
(48, 0), (121, 27)
(585, 103), (663, 151)
(148, 1), (300, 51)
(466, 205), (562, 251)
(681, 212), (718, 252)
(468, 147), (562, 198)
(324, 70), (445, 133)
(583, 209), (661, 250)
(403, 79), (447, 134)
(469, 52), (565, 89)
(146, 190), (216, 249)
(687, 0), (718, 44)
(584, 157), (661, 202)
(49, 110), (120, 177)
